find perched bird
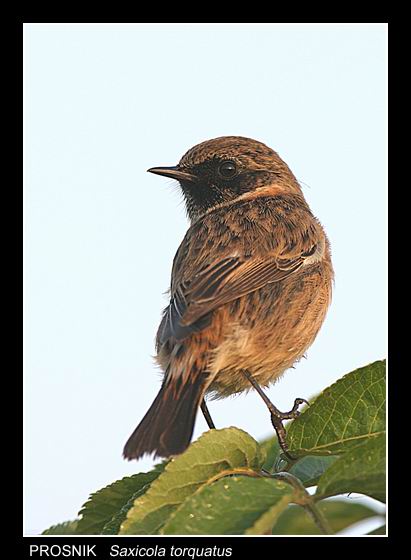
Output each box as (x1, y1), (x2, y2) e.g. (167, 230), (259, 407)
(123, 136), (333, 461)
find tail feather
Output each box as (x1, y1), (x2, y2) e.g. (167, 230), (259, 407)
(123, 370), (207, 461)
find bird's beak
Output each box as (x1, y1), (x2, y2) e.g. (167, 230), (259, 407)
(147, 166), (197, 183)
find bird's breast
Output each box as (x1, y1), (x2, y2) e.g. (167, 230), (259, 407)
(206, 261), (333, 398)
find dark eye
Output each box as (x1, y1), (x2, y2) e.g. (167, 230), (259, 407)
(218, 160), (237, 178)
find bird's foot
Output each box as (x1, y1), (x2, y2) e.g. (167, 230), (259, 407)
(240, 371), (309, 463)
(272, 397), (310, 420)
(269, 398), (309, 461)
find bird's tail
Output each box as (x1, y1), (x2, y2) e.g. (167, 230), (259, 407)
(123, 368), (208, 461)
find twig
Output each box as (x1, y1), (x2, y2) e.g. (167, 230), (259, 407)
(271, 472), (333, 535)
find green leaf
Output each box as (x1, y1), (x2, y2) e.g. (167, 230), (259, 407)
(287, 360), (386, 457)
(101, 487), (151, 535)
(162, 475), (294, 535)
(368, 524), (386, 535)
(259, 435), (280, 471)
(41, 520), (79, 535)
(272, 500), (378, 535)
(316, 433), (386, 502)
(76, 462), (166, 535)
(289, 455), (339, 487)
(259, 434), (338, 486)
(120, 427), (264, 535)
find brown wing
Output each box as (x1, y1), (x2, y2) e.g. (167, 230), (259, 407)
(156, 252), (305, 346)
(181, 254), (304, 325)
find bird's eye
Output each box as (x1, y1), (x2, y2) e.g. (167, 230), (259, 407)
(218, 160), (237, 179)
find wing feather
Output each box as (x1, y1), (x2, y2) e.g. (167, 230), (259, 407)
(157, 252), (306, 345)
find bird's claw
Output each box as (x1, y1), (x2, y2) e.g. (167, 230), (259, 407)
(273, 397), (309, 421)
(269, 397), (309, 460)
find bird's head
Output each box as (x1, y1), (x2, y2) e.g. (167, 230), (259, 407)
(148, 136), (302, 221)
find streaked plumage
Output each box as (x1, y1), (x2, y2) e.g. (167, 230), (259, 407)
(123, 136), (333, 461)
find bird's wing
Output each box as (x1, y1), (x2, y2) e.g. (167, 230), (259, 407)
(157, 250), (311, 345)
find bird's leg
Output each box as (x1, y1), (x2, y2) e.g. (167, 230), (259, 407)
(242, 370), (309, 461)
(200, 399), (216, 430)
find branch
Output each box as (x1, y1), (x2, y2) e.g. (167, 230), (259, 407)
(271, 471), (333, 535)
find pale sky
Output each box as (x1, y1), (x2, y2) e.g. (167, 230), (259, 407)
(24, 23), (387, 535)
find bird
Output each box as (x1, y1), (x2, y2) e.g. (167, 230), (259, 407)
(123, 136), (333, 462)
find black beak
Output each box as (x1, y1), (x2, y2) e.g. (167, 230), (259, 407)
(147, 166), (197, 183)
